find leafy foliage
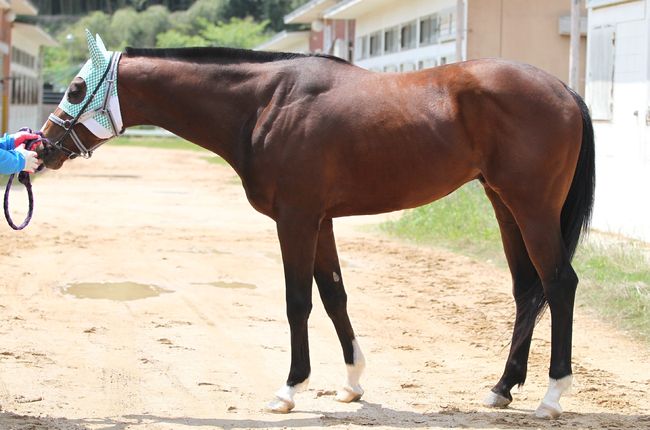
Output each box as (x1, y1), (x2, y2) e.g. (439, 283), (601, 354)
(41, 0), (312, 89)
(32, 1), (196, 14)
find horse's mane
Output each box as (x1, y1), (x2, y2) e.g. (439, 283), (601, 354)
(124, 47), (350, 65)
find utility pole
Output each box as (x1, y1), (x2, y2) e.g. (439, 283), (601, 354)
(455, 0), (464, 62)
(569, 0), (581, 91)
(0, 8), (13, 134)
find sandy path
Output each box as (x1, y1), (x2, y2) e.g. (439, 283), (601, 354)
(0, 146), (648, 430)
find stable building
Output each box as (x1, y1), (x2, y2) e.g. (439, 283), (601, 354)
(259, 0), (586, 95)
(0, 0), (56, 134)
(585, 0), (650, 241)
(325, 0), (586, 93)
(257, 0), (355, 61)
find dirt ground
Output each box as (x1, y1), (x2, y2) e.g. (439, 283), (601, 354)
(0, 145), (648, 430)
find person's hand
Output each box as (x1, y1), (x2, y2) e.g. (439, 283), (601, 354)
(15, 144), (41, 173)
(11, 131), (40, 148)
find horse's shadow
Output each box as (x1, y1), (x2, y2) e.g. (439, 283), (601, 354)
(1, 401), (648, 429)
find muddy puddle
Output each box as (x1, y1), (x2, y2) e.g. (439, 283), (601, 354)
(63, 282), (170, 301)
(192, 281), (256, 289)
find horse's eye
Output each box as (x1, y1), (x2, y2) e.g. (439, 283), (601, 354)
(67, 77), (87, 104)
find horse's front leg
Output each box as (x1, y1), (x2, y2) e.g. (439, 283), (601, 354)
(314, 218), (365, 403)
(267, 210), (321, 413)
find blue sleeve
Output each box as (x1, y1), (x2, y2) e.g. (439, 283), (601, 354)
(0, 133), (15, 150)
(0, 149), (25, 175)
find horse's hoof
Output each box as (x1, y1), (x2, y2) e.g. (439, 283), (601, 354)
(483, 390), (512, 408)
(266, 396), (295, 414)
(534, 401), (562, 419)
(335, 385), (364, 403)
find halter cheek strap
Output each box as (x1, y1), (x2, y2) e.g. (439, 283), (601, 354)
(47, 113), (89, 158)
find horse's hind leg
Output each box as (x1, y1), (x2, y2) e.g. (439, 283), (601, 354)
(482, 186), (544, 408)
(506, 200), (578, 419)
(314, 218), (365, 403)
(266, 210), (321, 413)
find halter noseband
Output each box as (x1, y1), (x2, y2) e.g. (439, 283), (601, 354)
(47, 52), (122, 159)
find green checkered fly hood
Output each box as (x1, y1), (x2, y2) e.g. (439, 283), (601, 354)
(58, 31), (118, 133)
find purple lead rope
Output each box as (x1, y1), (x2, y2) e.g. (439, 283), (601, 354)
(3, 128), (47, 230)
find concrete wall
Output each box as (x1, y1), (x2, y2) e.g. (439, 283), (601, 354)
(467, 0), (587, 94)
(586, 0), (650, 241)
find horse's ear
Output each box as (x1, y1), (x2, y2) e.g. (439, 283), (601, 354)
(95, 33), (108, 56)
(86, 29), (104, 68)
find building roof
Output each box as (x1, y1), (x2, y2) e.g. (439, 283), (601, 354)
(13, 22), (58, 47)
(284, 0), (338, 24)
(324, 0), (395, 19)
(11, 0), (38, 15)
(256, 30), (310, 52)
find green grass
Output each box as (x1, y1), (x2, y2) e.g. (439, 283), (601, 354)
(382, 181), (503, 260)
(573, 242), (650, 340)
(113, 135), (206, 152)
(382, 181), (650, 342)
(203, 155), (228, 165)
(113, 136), (227, 166)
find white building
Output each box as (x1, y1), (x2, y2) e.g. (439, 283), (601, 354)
(324, 0), (458, 72)
(585, 0), (650, 241)
(0, 0), (56, 133)
(256, 30), (310, 53)
(257, 0), (355, 61)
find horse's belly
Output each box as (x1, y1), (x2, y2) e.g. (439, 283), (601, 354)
(326, 158), (478, 217)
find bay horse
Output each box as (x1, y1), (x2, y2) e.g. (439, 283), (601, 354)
(39, 31), (594, 419)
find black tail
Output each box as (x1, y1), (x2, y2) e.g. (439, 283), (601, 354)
(560, 85), (596, 260)
(510, 85), (595, 386)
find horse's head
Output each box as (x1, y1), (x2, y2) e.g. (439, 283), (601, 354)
(40, 30), (123, 169)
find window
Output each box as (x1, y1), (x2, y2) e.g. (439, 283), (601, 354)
(355, 35), (369, 60)
(419, 58), (438, 70)
(400, 20), (417, 50)
(419, 14), (439, 46)
(384, 26), (399, 54)
(369, 31), (382, 57)
(11, 74), (17, 103)
(11, 47), (36, 69)
(32, 78), (38, 103)
(439, 8), (456, 40)
(401, 63), (416, 72)
(10, 74), (39, 105)
(383, 64), (398, 73)
(587, 26), (615, 120)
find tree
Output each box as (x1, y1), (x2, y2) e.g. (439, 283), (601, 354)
(200, 17), (269, 49)
(156, 17), (270, 49)
(41, 0), (306, 88)
(156, 29), (207, 48)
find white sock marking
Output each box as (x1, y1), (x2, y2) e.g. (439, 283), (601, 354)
(267, 378), (309, 413)
(336, 338), (365, 402)
(535, 375), (572, 419)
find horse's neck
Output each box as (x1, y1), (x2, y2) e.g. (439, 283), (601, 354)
(118, 55), (269, 169)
